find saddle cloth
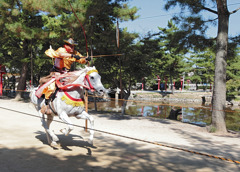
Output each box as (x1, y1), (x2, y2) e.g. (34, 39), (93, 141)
(35, 78), (56, 98)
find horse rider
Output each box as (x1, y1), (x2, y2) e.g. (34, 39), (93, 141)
(39, 38), (91, 107)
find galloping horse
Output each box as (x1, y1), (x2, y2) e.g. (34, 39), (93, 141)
(30, 66), (106, 146)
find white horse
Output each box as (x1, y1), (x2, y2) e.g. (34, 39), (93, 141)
(30, 66), (106, 146)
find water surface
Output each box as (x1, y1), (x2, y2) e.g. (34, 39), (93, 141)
(88, 100), (240, 131)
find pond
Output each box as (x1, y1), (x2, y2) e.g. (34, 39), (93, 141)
(88, 99), (240, 132)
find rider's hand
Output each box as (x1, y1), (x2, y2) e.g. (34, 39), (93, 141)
(71, 54), (80, 60)
(85, 56), (91, 61)
(74, 55), (81, 60)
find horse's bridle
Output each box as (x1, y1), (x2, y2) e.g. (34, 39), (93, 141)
(84, 69), (98, 92)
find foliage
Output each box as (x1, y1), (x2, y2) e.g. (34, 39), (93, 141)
(164, 0), (217, 51)
(163, 0), (240, 133)
(133, 32), (163, 88)
(188, 47), (215, 84)
(156, 20), (189, 90)
(226, 47), (240, 99)
(0, 0), (239, 109)
(0, 0), (138, 87)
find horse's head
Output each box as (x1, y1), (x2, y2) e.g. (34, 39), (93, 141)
(84, 66), (106, 96)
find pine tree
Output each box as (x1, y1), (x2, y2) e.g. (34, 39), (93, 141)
(157, 20), (188, 93)
(189, 48), (215, 88)
(0, 0), (50, 99)
(226, 47), (240, 98)
(164, 0), (240, 133)
(0, 0), (138, 100)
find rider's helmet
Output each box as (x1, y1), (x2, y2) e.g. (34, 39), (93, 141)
(64, 38), (78, 46)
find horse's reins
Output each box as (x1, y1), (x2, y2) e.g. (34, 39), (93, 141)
(84, 69), (98, 92)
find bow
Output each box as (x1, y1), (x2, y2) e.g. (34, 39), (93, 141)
(67, 0), (123, 63)
(68, 0), (88, 58)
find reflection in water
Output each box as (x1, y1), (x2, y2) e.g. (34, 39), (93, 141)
(88, 100), (240, 131)
(181, 107), (211, 126)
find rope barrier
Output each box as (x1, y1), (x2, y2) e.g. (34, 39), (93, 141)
(0, 106), (239, 164)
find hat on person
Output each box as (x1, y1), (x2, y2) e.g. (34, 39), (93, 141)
(64, 38), (78, 45)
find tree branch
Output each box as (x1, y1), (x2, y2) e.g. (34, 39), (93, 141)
(201, 6), (218, 15)
(203, 17), (218, 23)
(230, 7), (240, 14)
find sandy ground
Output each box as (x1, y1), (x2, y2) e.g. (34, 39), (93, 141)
(0, 98), (240, 172)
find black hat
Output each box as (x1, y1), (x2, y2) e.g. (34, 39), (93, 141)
(64, 38), (78, 45)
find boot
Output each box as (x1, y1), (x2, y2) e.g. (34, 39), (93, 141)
(45, 99), (49, 105)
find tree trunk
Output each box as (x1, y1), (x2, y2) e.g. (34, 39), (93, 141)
(211, 1), (229, 133)
(15, 62), (28, 100)
(121, 88), (131, 115)
(15, 40), (29, 100)
(170, 71), (174, 94)
(121, 99), (127, 115)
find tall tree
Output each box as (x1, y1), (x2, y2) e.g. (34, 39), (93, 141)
(94, 28), (145, 115)
(0, 0), (138, 99)
(157, 20), (188, 93)
(164, 0), (240, 133)
(189, 47), (215, 87)
(226, 47), (240, 99)
(0, 0), (49, 99)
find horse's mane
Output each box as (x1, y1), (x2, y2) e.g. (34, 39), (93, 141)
(70, 66), (96, 76)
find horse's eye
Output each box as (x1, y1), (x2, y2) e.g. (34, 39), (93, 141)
(90, 76), (94, 80)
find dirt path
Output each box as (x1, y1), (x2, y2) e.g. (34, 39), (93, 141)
(0, 98), (240, 172)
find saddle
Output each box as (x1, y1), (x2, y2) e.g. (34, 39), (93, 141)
(35, 72), (77, 98)
(38, 72), (83, 115)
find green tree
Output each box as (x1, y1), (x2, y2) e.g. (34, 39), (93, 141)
(0, 0), (138, 100)
(135, 32), (163, 90)
(0, 0), (50, 99)
(226, 47), (240, 99)
(157, 20), (188, 93)
(189, 47), (215, 89)
(94, 28), (149, 115)
(164, 0), (240, 133)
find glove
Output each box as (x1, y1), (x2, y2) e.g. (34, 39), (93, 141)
(74, 55), (81, 60)
(71, 54), (80, 60)
(85, 56), (91, 61)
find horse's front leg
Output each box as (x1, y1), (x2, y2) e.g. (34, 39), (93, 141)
(38, 110), (51, 144)
(76, 111), (94, 145)
(38, 110), (59, 146)
(59, 111), (74, 136)
(46, 115), (59, 146)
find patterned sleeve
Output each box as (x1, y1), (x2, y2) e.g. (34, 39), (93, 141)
(45, 47), (66, 58)
(76, 58), (87, 64)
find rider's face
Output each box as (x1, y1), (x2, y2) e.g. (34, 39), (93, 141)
(66, 44), (74, 53)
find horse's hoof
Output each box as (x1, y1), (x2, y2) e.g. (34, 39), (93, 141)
(52, 135), (59, 142)
(50, 141), (60, 148)
(88, 139), (93, 145)
(60, 128), (67, 135)
(60, 128), (72, 136)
